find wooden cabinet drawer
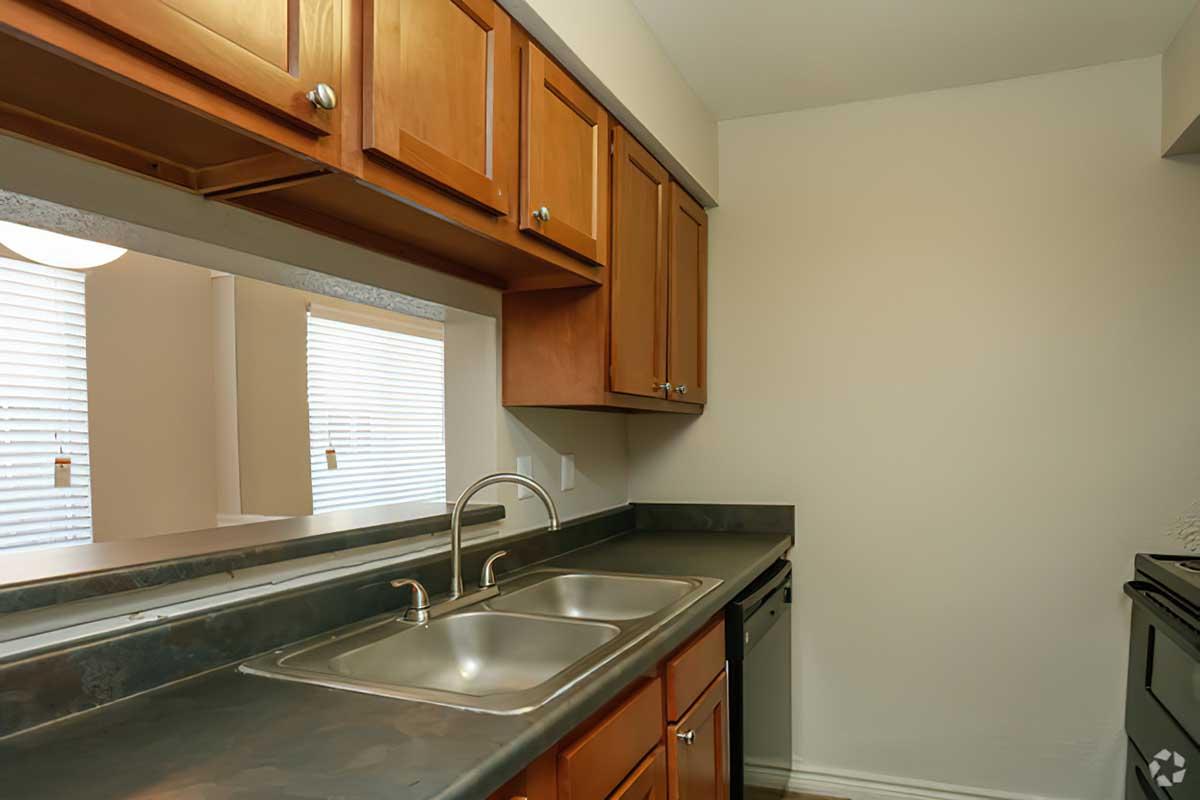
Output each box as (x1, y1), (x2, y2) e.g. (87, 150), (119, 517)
(665, 618), (725, 722)
(558, 677), (664, 800)
(609, 744), (668, 800)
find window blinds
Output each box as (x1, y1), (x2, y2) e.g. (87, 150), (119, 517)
(306, 307), (446, 514)
(0, 257), (92, 552)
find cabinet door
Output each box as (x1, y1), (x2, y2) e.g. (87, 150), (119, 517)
(521, 41), (609, 265)
(667, 672), (728, 800)
(363, 0), (510, 215)
(610, 127), (669, 399)
(612, 746), (669, 800)
(43, 0), (339, 135)
(666, 182), (708, 405)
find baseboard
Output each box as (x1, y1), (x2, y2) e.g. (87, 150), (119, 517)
(744, 759), (1080, 800)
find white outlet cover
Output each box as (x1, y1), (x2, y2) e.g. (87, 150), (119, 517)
(516, 455), (533, 499)
(561, 454), (575, 491)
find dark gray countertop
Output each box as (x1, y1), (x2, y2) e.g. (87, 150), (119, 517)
(0, 529), (791, 800)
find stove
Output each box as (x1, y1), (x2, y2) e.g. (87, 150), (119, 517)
(1133, 553), (1200, 610)
(1124, 554), (1200, 798)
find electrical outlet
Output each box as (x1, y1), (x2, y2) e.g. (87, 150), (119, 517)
(560, 454), (575, 491)
(515, 455), (533, 499)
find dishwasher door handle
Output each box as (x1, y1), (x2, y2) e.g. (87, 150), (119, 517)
(733, 560), (792, 615)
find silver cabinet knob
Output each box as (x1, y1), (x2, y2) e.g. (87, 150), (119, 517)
(479, 550), (509, 589)
(306, 82), (338, 110)
(532, 206), (550, 223)
(654, 382), (673, 392)
(676, 730), (696, 745)
(675, 385), (688, 395)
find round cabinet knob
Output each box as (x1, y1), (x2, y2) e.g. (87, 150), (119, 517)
(306, 83), (338, 110)
(654, 382), (673, 392)
(532, 206), (550, 223)
(676, 384), (688, 395)
(676, 730), (696, 745)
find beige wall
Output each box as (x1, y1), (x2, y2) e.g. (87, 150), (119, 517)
(1164, 0), (1200, 154)
(628, 57), (1200, 799)
(211, 274), (241, 518)
(232, 277), (314, 517)
(501, 0), (719, 204)
(86, 253), (218, 541)
(444, 307), (632, 531)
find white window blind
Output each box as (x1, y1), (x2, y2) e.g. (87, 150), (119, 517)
(0, 257), (91, 552)
(306, 305), (446, 514)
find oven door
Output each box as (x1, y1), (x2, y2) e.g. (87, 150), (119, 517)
(1124, 581), (1200, 799)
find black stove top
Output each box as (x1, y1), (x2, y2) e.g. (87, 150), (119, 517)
(1134, 553), (1200, 610)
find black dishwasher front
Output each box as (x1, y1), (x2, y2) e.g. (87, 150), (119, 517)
(727, 559), (792, 800)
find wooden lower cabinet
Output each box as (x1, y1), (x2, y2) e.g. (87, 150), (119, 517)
(666, 673), (728, 800)
(558, 678), (664, 800)
(612, 746), (669, 800)
(490, 617), (728, 800)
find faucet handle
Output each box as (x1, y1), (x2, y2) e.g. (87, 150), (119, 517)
(390, 577), (431, 623)
(480, 550), (510, 589)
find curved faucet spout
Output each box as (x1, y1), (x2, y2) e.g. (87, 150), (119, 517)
(449, 472), (559, 598)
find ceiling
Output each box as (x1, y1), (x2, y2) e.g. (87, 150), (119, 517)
(630, 0), (1199, 120)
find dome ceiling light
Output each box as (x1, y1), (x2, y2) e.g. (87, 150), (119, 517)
(0, 220), (127, 269)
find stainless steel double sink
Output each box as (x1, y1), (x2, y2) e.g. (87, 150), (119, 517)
(240, 569), (722, 715)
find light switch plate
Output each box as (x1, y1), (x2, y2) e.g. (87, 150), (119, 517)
(560, 454), (575, 491)
(516, 455), (533, 499)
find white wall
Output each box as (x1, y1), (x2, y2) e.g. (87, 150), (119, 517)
(500, 0), (719, 205)
(628, 57), (1200, 799)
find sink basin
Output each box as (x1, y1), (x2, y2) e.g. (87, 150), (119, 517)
(241, 569), (721, 715)
(485, 573), (693, 620)
(325, 612), (617, 695)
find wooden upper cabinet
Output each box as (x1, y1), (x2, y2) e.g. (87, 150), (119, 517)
(610, 126), (669, 399)
(43, 0), (340, 135)
(521, 41), (609, 266)
(667, 672), (729, 800)
(666, 182), (708, 405)
(363, 0), (510, 215)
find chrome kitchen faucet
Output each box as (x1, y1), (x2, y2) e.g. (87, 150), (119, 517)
(391, 472), (560, 619)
